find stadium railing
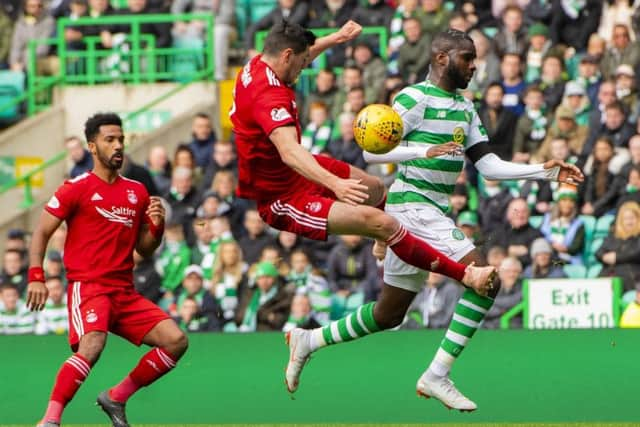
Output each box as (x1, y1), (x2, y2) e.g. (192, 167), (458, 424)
(0, 13), (215, 118)
(255, 26), (389, 97)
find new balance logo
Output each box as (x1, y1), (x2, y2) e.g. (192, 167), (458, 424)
(91, 192), (103, 201)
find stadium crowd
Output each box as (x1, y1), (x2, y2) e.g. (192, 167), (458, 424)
(2, 0), (640, 334)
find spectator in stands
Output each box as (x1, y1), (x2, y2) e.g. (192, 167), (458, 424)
(466, 30), (500, 102)
(397, 17), (431, 85)
(211, 241), (247, 329)
(582, 137), (618, 217)
(101, 0), (172, 49)
(549, 0), (601, 51)
(171, 0), (235, 81)
(447, 183), (469, 224)
(417, 0), (451, 37)
(597, 201), (640, 292)
(614, 64), (639, 123)
(457, 211), (484, 247)
(327, 111), (366, 170)
(121, 153), (159, 195)
(155, 221), (192, 298)
(483, 257), (523, 329)
(537, 55), (567, 112)
(172, 264), (206, 312)
(63, 0), (89, 50)
(146, 145), (171, 195)
(612, 135), (640, 198)
(478, 178), (514, 234)
(344, 85), (366, 114)
(302, 101), (333, 154)
(209, 170), (249, 234)
(1, 249), (27, 296)
(200, 140), (237, 192)
(561, 81), (591, 127)
(65, 135), (92, 178)
(132, 249), (163, 303)
(479, 82), (517, 160)
(9, 0), (56, 74)
(524, 23), (551, 83)
(44, 250), (65, 283)
(331, 65), (363, 119)
(238, 209), (277, 265)
(0, 283), (34, 334)
(35, 276), (68, 335)
(500, 53), (526, 117)
(187, 113), (216, 170)
(616, 164), (640, 209)
(599, 0), (635, 43)
(276, 230), (304, 265)
(302, 68), (338, 126)
(402, 272), (463, 329)
(513, 85), (548, 164)
(493, 5), (528, 59)
(540, 185), (585, 265)
(351, 0), (394, 28)
(205, 215), (235, 273)
(165, 166), (200, 236)
(534, 106), (589, 163)
(486, 245), (507, 270)
(575, 54), (602, 106)
(493, 198), (543, 267)
(173, 296), (209, 332)
(523, 238), (567, 279)
(85, 0), (115, 44)
(282, 294), (322, 332)
(326, 234), (379, 307)
(582, 101), (634, 163)
(1, 0), (20, 20)
(447, 11), (472, 33)
(246, 0), (309, 57)
(5, 228), (27, 260)
(600, 23), (640, 80)
(350, 41), (386, 105)
(387, 0), (420, 71)
(190, 216), (212, 267)
(0, 8), (13, 68)
(236, 261), (294, 332)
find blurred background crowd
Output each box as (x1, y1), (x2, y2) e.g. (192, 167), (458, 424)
(2, 0), (640, 335)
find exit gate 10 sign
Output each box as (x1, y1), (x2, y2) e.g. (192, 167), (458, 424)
(524, 278), (620, 329)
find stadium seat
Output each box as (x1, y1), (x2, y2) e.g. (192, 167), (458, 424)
(579, 215), (596, 247)
(0, 71), (25, 122)
(587, 263), (603, 278)
(170, 37), (205, 82)
(249, 0), (277, 24)
(235, 0), (250, 41)
(621, 290), (636, 311)
(529, 215), (543, 229)
(563, 264), (586, 279)
(594, 214), (615, 239)
(584, 237), (604, 265)
(110, 0), (128, 9)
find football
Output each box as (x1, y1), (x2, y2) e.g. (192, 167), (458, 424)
(353, 104), (404, 154)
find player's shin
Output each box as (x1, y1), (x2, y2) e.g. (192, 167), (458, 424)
(427, 289), (494, 378)
(308, 302), (381, 351)
(42, 354), (93, 423)
(109, 347), (177, 403)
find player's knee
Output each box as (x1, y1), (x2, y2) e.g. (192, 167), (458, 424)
(375, 311), (405, 330)
(364, 210), (398, 240)
(77, 332), (107, 364)
(165, 329), (189, 359)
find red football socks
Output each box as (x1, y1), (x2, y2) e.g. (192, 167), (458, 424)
(44, 354), (92, 423)
(109, 347), (177, 403)
(386, 226), (466, 282)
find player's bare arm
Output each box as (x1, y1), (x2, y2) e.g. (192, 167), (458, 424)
(308, 20), (362, 64)
(270, 126), (370, 205)
(26, 210), (62, 311)
(136, 196), (165, 257)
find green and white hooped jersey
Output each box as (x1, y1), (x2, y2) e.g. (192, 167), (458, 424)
(388, 81), (488, 213)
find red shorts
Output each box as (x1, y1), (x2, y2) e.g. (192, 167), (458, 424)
(257, 155), (351, 241)
(67, 281), (170, 351)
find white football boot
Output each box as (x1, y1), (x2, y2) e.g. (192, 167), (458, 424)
(284, 328), (313, 393)
(416, 372), (478, 412)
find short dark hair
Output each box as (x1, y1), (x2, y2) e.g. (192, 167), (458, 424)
(0, 283), (18, 293)
(194, 112), (211, 121)
(431, 29), (474, 57)
(84, 113), (122, 142)
(524, 84), (543, 96)
(486, 81), (504, 93)
(263, 20), (316, 56)
(606, 100), (626, 114)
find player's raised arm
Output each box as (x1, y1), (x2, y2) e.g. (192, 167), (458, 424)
(270, 126), (370, 206)
(27, 210), (62, 311)
(136, 195), (166, 257)
(308, 20), (362, 63)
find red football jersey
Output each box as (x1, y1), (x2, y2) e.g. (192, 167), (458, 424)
(45, 172), (150, 287)
(230, 55), (303, 200)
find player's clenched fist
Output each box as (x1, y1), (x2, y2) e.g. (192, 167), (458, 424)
(334, 20), (362, 44)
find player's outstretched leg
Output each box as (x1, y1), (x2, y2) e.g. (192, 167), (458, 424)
(99, 320), (188, 426)
(37, 332), (105, 426)
(417, 250), (502, 412)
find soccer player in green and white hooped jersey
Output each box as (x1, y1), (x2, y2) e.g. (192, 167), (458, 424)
(285, 29), (585, 411)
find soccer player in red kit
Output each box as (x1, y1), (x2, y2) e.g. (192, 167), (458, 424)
(26, 113), (188, 427)
(229, 20), (496, 393)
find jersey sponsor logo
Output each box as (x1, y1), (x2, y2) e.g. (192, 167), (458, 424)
(452, 229), (465, 241)
(47, 196), (60, 209)
(85, 309), (98, 323)
(271, 107), (292, 122)
(95, 205), (136, 227)
(127, 189), (138, 204)
(452, 126), (465, 144)
(91, 192), (103, 201)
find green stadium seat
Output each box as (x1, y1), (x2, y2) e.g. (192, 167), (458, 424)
(595, 214), (615, 239)
(0, 71), (25, 122)
(170, 37), (205, 82)
(110, 0), (128, 9)
(249, 0), (277, 24)
(235, 0), (250, 41)
(529, 215), (543, 229)
(563, 264), (586, 279)
(579, 214), (596, 247)
(587, 263), (603, 278)
(584, 237), (604, 265)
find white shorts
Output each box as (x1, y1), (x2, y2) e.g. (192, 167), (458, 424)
(384, 205), (475, 293)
